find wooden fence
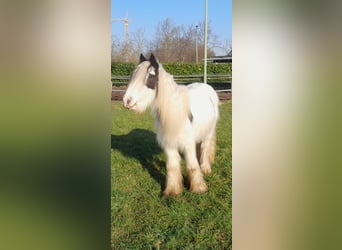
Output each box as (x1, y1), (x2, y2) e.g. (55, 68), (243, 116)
(112, 74), (232, 101)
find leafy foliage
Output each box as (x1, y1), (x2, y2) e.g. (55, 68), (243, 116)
(111, 63), (136, 76)
(111, 62), (232, 76)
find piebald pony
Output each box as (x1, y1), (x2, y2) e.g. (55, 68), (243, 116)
(123, 54), (219, 196)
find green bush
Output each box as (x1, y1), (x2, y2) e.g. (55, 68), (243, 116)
(111, 63), (136, 76)
(164, 63), (231, 75)
(111, 62), (232, 76)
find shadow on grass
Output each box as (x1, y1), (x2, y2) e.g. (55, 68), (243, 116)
(111, 129), (166, 193)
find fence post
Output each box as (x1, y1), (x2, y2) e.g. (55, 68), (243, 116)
(203, 0), (208, 84)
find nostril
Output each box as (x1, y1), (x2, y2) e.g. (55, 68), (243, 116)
(126, 97), (132, 105)
(124, 96), (132, 107)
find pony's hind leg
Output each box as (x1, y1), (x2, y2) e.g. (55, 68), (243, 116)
(200, 128), (216, 175)
(196, 143), (201, 164)
(185, 143), (208, 193)
(163, 148), (183, 196)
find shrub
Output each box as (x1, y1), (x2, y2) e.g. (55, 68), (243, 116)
(111, 62), (232, 76)
(111, 63), (136, 76)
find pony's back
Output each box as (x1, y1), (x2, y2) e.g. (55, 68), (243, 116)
(187, 83), (219, 121)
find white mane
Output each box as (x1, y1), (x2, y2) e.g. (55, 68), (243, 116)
(152, 65), (191, 147)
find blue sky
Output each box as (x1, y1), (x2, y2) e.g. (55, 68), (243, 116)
(111, 0), (232, 55)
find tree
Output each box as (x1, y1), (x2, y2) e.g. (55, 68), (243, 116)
(211, 39), (232, 56)
(151, 18), (216, 63)
(111, 28), (148, 63)
(111, 18), (227, 63)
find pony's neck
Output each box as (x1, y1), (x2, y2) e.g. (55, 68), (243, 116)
(157, 67), (177, 91)
(154, 67), (190, 140)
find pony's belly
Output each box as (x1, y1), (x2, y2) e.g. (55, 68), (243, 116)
(155, 120), (209, 149)
(190, 103), (218, 143)
(192, 119), (216, 143)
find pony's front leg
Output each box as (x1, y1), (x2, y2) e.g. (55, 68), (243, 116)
(163, 148), (183, 196)
(185, 143), (208, 193)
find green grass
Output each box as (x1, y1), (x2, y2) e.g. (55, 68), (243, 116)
(111, 101), (232, 249)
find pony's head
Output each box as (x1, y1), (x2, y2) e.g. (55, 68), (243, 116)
(123, 53), (159, 113)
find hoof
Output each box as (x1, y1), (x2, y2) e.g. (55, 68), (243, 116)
(188, 168), (208, 193)
(163, 187), (183, 196)
(190, 180), (208, 193)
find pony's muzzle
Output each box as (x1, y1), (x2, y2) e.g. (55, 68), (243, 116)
(123, 95), (136, 110)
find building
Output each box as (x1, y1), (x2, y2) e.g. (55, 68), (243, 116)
(206, 50), (232, 63)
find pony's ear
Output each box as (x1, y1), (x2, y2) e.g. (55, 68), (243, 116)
(139, 54), (147, 63)
(149, 53), (159, 69)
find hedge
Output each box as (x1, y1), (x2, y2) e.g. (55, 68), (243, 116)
(111, 62), (231, 76)
(111, 63), (136, 76)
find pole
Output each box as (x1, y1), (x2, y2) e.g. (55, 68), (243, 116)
(195, 25), (199, 64)
(203, 0), (208, 83)
(112, 16), (129, 62)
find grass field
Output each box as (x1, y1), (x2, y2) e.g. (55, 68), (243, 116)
(111, 101), (231, 249)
